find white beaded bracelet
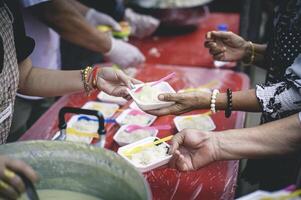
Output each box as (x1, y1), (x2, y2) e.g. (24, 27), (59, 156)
(210, 89), (220, 114)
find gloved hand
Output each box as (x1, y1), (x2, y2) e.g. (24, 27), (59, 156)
(125, 8), (160, 39)
(105, 37), (145, 68)
(86, 9), (121, 31)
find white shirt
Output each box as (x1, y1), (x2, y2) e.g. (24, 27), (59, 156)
(18, 0), (61, 100)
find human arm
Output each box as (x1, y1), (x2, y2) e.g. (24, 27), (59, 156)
(205, 31), (267, 67)
(146, 89), (262, 116)
(17, 58), (141, 98)
(169, 113), (301, 171)
(0, 155), (38, 199)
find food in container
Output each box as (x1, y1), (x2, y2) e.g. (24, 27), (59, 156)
(116, 109), (156, 126)
(128, 81), (176, 111)
(114, 125), (158, 146)
(118, 137), (172, 172)
(174, 114), (216, 131)
(82, 101), (119, 118)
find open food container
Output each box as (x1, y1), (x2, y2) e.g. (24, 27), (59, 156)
(127, 81), (176, 111)
(115, 108), (157, 126)
(174, 114), (216, 132)
(82, 101), (119, 118)
(114, 125), (159, 146)
(52, 107), (106, 147)
(118, 137), (172, 172)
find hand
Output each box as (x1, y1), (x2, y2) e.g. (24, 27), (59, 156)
(205, 31), (249, 62)
(85, 9), (121, 31)
(125, 8), (160, 39)
(96, 67), (142, 99)
(169, 129), (219, 171)
(146, 92), (211, 116)
(0, 155), (38, 200)
(105, 37), (145, 68)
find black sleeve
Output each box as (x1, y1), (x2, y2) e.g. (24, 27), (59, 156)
(4, 0), (35, 63)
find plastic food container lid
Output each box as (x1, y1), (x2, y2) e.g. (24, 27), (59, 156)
(118, 137), (172, 172)
(115, 109), (157, 126)
(174, 114), (216, 132)
(113, 125), (158, 146)
(82, 101), (120, 118)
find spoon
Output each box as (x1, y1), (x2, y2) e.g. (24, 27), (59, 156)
(16, 172), (39, 200)
(123, 135), (173, 157)
(78, 115), (116, 123)
(125, 124), (171, 133)
(134, 72), (176, 93)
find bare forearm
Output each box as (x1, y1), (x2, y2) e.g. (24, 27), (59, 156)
(31, 0), (111, 53)
(215, 89), (262, 112)
(18, 59), (83, 97)
(216, 114), (301, 160)
(70, 0), (89, 16)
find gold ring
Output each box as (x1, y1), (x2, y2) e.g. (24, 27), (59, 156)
(0, 180), (9, 190)
(3, 169), (15, 179)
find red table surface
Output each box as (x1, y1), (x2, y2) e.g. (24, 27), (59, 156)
(21, 64), (249, 200)
(130, 13), (240, 68)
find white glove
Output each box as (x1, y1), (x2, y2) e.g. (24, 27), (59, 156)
(86, 9), (121, 31)
(125, 8), (160, 39)
(105, 37), (145, 68)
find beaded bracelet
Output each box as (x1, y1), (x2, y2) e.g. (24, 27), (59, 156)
(210, 89), (220, 114)
(225, 88), (233, 118)
(80, 66), (93, 95)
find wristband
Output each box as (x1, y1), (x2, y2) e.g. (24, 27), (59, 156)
(210, 89), (220, 114)
(225, 88), (233, 118)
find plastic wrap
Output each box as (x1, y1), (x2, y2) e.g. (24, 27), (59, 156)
(21, 63), (249, 200)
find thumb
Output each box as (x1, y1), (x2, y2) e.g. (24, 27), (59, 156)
(110, 21), (122, 32)
(158, 93), (179, 102)
(210, 31), (233, 40)
(169, 132), (185, 154)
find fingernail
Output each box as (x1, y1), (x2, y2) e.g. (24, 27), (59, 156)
(158, 95), (164, 100)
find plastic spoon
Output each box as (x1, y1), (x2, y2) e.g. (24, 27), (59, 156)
(125, 124), (171, 133)
(123, 135), (173, 157)
(134, 72), (176, 93)
(16, 172), (39, 200)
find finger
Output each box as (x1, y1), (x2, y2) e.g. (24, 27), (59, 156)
(146, 105), (182, 116)
(0, 180), (19, 200)
(1, 169), (25, 194)
(205, 31), (212, 40)
(116, 70), (133, 89)
(176, 152), (189, 171)
(209, 48), (225, 56)
(170, 132), (185, 154)
(214, 53), (226, 61)
(6, 159), (38, 184)
(204, 41), (216, 48)
(130, 78), (143, 85)
(158, 93), (182, 102)
(111, 21), (122, 32)
(210, 31), (233, 40)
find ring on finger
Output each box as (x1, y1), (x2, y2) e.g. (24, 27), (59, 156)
(3, 169), (15, 180)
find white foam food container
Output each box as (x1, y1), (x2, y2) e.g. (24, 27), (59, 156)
(52, 115), (97, 144)
(118, 137), (172, 172)
(115, 108), (157, 126)
(97, 91), (128, 105)
(113, 125), (158, 146)
(127, 81), (176, 111)
(82, 101), (119, 118)
(174, 114), (216, 132)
